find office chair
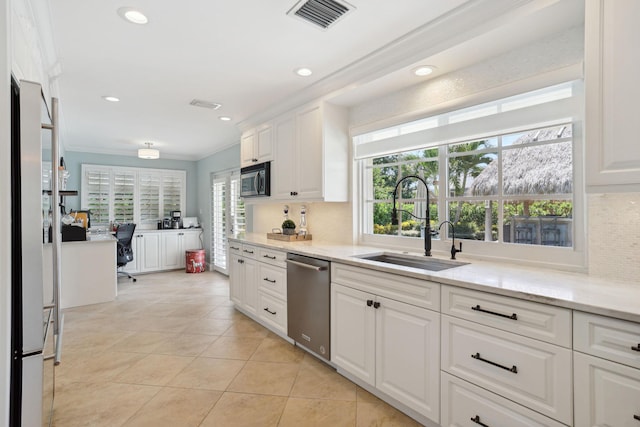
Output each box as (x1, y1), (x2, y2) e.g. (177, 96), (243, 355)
(116, 223), (137, 282)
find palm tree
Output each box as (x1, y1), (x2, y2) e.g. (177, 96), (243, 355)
(449, 140), (492, 223)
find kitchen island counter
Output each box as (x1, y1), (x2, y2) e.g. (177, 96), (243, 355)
(44, 235), (117, 309)
(230, 233), (640, 323)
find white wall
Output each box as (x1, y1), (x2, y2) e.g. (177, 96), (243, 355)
(0, 0), (11, 422)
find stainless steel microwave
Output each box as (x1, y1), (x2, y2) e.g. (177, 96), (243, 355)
(240, 162), (271, 197)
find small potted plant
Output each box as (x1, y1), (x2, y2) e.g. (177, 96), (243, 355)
(282, 219), (296, 235)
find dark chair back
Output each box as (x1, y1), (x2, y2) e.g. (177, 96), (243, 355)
(115, 223), (136, 267)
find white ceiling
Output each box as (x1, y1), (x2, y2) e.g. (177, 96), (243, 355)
(46, 0), (584, 161)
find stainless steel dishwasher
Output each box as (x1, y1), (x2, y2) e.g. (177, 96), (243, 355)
(286, 253), (331, 360)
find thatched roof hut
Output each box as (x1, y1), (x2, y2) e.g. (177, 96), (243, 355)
(470, 126), (572, 196)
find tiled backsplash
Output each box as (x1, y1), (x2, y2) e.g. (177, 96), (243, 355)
(251, 202), (353, 244)
(588, 192), (640, 282)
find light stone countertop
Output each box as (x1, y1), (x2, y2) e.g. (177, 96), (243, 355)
(230, 233), (640, 323)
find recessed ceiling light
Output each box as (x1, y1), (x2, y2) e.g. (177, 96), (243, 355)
(219, 116), (232, 122)
(412, 66), (435, 77)
(117, 7), (148, 25)
(295, 67), (313, 77)
(102, 96), (120, 102)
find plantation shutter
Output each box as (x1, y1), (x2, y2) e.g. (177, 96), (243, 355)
(162, 173), (182, 217)
(212, 177), (227, 271)
(230, 175), (245, 234)
(113, 170), (135, 223)
(139, 172), (161, 223)
(83, 167), (111, 226)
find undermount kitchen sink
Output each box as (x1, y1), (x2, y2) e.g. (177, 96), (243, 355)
(356, 252), (468, 271)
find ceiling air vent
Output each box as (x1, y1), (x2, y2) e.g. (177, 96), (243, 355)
(189, 99), (222, 110)
(287, 0), (354, 30)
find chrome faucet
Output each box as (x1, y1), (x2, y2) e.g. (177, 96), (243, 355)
(391, 175), (432, 256)
(438, 220), (462, 260)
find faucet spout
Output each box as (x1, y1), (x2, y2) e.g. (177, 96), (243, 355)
(438, 220), (462, 260)
(391, 175), (431, 257)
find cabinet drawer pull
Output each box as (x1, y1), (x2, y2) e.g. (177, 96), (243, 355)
(238, 259), (244, 264)
(263, 277), (276, 283)
(373, 301), (381, 309)
(471, 304), (517, 320)
(471, 352), (518, 374)
(632, 344), (640, 352)
(634, 414), (640, 421)
(264, 307), (276, 315)
(230, 246), (240, 250)
(263, 254), (277, 260)
(470, 415), (490, 427)
(243, 249), (254, 254)
(366, 300), (373, 307)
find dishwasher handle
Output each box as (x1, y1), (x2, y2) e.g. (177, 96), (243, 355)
(286, 259), (328, 271)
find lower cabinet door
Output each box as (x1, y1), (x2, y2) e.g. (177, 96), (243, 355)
(229, 254), (243, 305)
(242, 259), (258, 315)
(161, 232), (181, 269)
(376, 296), (440, 422)
(331, 283), (376, 387)
(574, 351), (640, 427)
(441, 372), (566, 427)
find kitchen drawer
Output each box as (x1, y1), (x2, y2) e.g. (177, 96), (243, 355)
(257, 247), (286, 268)
(258, 291), (287, 334)
(228, 241), (242, 254)
(441, 315), (572, 424)
(441, 372), (566, 427)
(332, 263), (439, 311)
(574, 311), (640, 369)
(441, 285), (571, 347)
(257, 263), (286, 299)
(240, 244), (257, 259)
(574, 351), (640, 427)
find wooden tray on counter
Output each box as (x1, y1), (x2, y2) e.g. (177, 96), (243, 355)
(267, 233), (312, 242)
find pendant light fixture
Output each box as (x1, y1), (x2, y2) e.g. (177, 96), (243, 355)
(138, 142), (160, 159)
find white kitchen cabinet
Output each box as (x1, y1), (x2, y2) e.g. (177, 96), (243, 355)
(585, 0), (640, 191)
(441, 372), (566, 427)
(574, 351), (640, 427)
(573, 311), (640, 427)
(271, 102), (348, 201)
(228, 252), (257, 315)
(125, 231), (161, 273)
(441, 314), (572, 425)
(240, 124), (273, 168)
(331, 282), (440, 423)
(162, 230), (202, 269)
(161, 231), (181, 269)
(228, 242), (286, 329)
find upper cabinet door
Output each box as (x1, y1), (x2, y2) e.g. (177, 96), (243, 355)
(240, 131), (256, 167)
(241, 126), (274, 168)
(295, 105), (323, 200)
(585, 0), (640, 191)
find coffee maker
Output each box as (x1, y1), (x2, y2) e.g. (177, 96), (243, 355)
(170, 210), (182, 229)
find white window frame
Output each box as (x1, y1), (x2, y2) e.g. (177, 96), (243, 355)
(81, 164), (186, 228)
(354, 80), (585, 271)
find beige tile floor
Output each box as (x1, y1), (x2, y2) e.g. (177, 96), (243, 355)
(53, 270), (424, 427)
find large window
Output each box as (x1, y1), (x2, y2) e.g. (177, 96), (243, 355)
(81, 165), (186, 227)
(356, 81), (583, 267)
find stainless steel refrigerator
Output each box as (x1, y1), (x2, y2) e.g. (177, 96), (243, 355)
(10, 79), (63, 427)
